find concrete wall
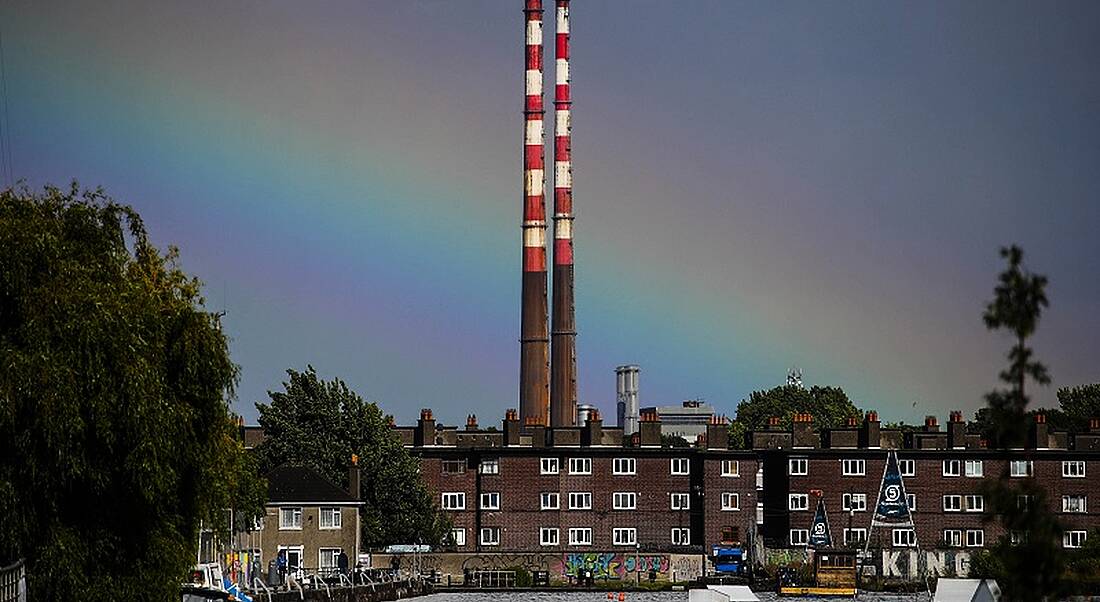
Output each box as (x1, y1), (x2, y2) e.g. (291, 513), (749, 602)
(373, 552), (704, 583)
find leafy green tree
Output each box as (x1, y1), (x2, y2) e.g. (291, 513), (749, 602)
(254, 366), (450, 548)
(975, 245), (1064, 600)
(1057, 384), (1100, 430)
(727, 384), (863, 447)
(0, 184), (264, 600)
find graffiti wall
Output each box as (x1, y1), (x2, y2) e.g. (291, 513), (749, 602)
(373, 552), (702, 582)
(873, 550), (971, 579)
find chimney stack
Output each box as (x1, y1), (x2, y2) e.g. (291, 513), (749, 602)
(415, 408), (436, 447)
(1030, 412), (1049, 449)
(706, 415), (730, 450)
(549, 0), (577, 428)
(947, 410), (966, 449)
(792, 412), (817, 448)
(466, 414), (479, 431)
(582, 409), (602, 446)
(639, 410), (662, 446)
(924, 415), (939, 432)
(503, 409), (521, 445)
(860, 411), (881, 448)
(519, 0), (551, 427)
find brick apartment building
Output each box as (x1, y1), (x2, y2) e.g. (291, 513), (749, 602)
(392, 408), (1100, 564)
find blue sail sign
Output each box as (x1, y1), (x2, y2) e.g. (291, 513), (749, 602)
(871, 450), (913, 527)
(809, 497), (833, 547)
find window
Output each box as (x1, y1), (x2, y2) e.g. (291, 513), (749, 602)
(965, 460), (984, 478)
(842, 459), (866, 476)
(613, 458), (636, 475)
(450, 528), (466, 546)
(907, 494), (917, 511)
(842, 493), (867, 512)
(843, 528), (867, 545)
(721, 493), (740, 511)
(965, 495), (984, 512)
(1010, 531), (1028, 546)
(672, 528), (691, 546)
(720, 526), (740, 543)
(671, 493), (691, 510)
(789, 458), (808, 476)
(789, 529), (808, 546)
(1064, 531), (1087, 549)
(540, 492), (560, 510)
(278, 546), (303, 576)
(899, 459), (915, 477)
(480, 527), (500, 546)
(569, 457), (592, 475)
(613, 492), (637, 510)
(252, 516), (265, 531)
(1062, 495), (1087, 514)
(789, 493), (809, 511)
(671, 458), (690, 475)
(540, 527), (559, 546)
(1017, 495), (1032, 510)
(480, 492), (501, 510)
(319, 507), (341, 530)
(1010, 460), (1033, 477)
(943, 529), (962, 547)
(613, 528), (637, 546)
(568, 492), (592, 510)
(1063, 461), (1086, 478)
(943, 495), (962, 512)
(279, 507), (302, 530)
(479, 459), (500, 475)
(319, 548), (341, 575)
(893, 529), (916, 548)
(568, 527), (592, 546)
(541, 457), (559, 475)
(756, 502), (764, 525)
(943, 459), (961, 476)
(441, 492), (466, 510)
(442, 459), (467, 474)
(721, 460), (740, 476)
(965, 529), (984, 548)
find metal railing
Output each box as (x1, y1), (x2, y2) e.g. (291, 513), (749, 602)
(0, 560), (26, 602)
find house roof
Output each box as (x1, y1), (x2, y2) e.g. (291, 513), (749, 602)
(265, 464), (360, 505)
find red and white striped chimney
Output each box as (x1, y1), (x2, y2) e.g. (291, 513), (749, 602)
(549, 0), (577, 427)
(519, 0), (550, 426)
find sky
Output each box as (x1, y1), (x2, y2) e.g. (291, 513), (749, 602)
(1, 1), (1098, 426)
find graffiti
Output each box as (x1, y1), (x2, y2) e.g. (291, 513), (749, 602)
(562, 553), (670, 580)
(461, 553), (562, 573)
(763, 547), (809, 567)
(670, 554), (703, 581)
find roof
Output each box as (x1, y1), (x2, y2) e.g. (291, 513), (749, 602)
(933, 579), (1001, 602)
(265, 464), (360, 505)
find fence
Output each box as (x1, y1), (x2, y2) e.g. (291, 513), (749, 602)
(0, 559), (26, 602)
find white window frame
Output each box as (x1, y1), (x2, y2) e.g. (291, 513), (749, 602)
(943, 529), (962, 547)
(441, 492), (466, 510)
(899, 459), (915, 477)
(842, 459), (866, 476)
(789, 458), (808, 476)
(1062, 495), (1087, 514)
(965, 495), (984, 513)
(907, 493), (917, 511)
(319, 547), (341, 573)
(789, 529), (808, 546)
(893, 528), (916, 548)
(539, 527), (559, 546)
(480, 492), (501, 510)
(540, 457), (559, 475)
(450, 528), (466, 546)
(613, 528), (637, 546)
(318, 507), (342, 530)
(843, 528), (867, 546)
(540, 492), (560, 510)
(721, 460), (740, 476)
(279, 507), (302, 530)
(721, 492), (740, 511)
(1017, 495), (1032, 510)
(943, 459), (961, 476)
(671, 458), (690, 475)
(277, 545), (304, 577)
(613, 458), (636, 475)
(842, 493), (867, 512)
(1063, 461), (1086, 478)
(569, 457), (592, 475)
(479, 458), (500, 475)
(613, 491), (637, 510)
(1010, 460), (1033, 477)
(789, 493), (809, 511)
(672, 527), (691, 546)
(568, 527), (593, 546)
(965, 529), (984, 548)
(480, 527), (500, 546)
(965, 460), (984, 478)
(943, 495), (962, 512)
(1064, 530), (1088, 549)
(671, 492), (691, 510)
(568, 491), (592, 510)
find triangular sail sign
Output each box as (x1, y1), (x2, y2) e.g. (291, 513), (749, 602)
(871, 450), (913, 527)
(809, 496), (833, 548)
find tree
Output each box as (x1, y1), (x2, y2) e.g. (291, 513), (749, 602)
(975, 245), (1064, 600)
(1057, 384), (1100, 431)
(726, 384), (863, 448)
(0, 183), (264, 600)
(254, 366), (450, 548)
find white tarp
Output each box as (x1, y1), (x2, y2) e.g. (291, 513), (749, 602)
(688, 585), (760, 602)
(933, 578), (1001, 602)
